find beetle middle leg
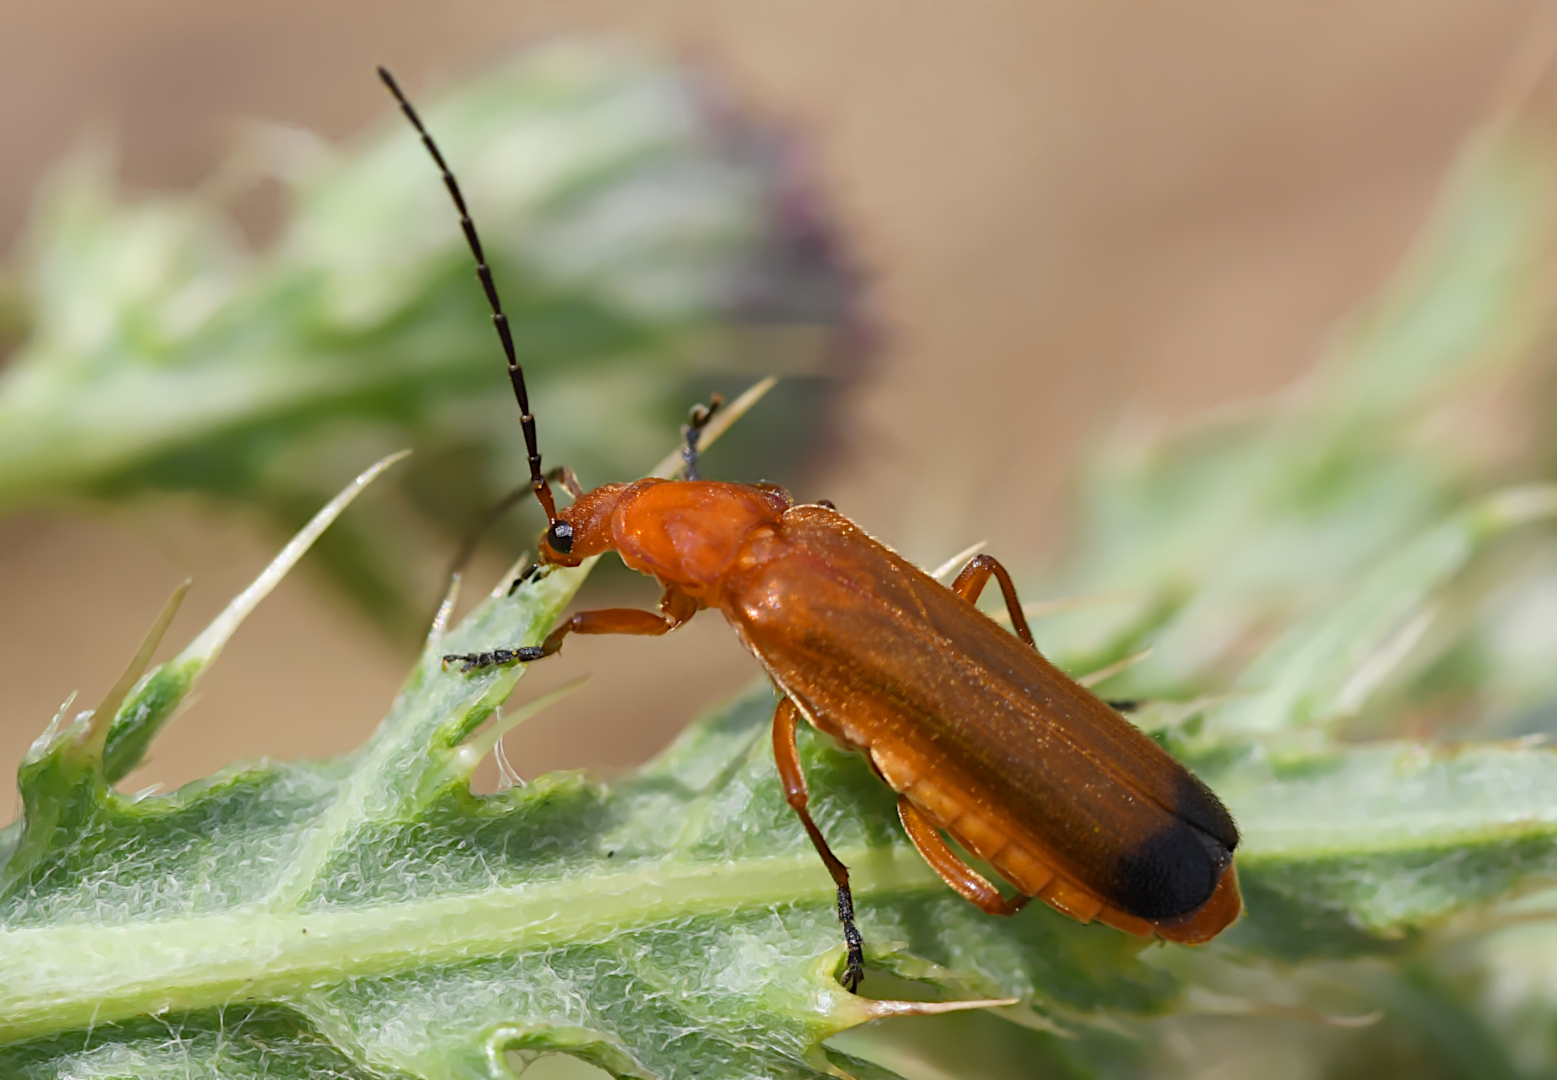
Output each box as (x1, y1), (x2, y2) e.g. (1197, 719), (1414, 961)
(444, 586), (698, 671)
(772, 696), (866, 993)
(680, 393), (723, 482)
(949, 554), (1038, 646)
(897, 798), (1029, 916)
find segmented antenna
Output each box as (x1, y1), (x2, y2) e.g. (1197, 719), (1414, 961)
(377, 66), (560, 528)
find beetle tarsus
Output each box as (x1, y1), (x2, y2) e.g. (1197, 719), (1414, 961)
(442, 645), (549, 672)
(681, 393), (724, 482)
(837, 884), (865, 993)
(507, 561), (543, 596)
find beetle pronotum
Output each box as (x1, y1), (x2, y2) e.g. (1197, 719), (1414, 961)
(378, 67), (1240, 993)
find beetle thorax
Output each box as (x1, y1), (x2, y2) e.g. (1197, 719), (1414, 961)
(608, 480), (790, 600)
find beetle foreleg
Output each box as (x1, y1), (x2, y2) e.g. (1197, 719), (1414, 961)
(772, 697), (865, 993)
(444, 587), (698, 672)
(897, 797), (1030, 916)
(948, 554), (1036, 647)
(443, 645), (548, 672)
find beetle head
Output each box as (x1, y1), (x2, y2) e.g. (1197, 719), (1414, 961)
(538, 483), (633, 566)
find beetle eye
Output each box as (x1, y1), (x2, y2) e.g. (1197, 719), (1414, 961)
(547, 520), (574, 554)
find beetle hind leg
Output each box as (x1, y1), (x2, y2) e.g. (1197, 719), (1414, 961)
(772, 696), (866, 993)
(897, 797), (1029, 916)
(949, 554), (1037, 647)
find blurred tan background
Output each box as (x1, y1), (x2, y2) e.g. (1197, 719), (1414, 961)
(0, 0), (1541, 816)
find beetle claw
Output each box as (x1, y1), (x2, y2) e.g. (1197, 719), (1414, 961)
(842, 951), (864, 994)
(836, 884), (866, 993)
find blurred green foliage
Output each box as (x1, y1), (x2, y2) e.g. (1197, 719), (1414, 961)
(0, 43), (862, 642)
(6, 46), (1557, 1080)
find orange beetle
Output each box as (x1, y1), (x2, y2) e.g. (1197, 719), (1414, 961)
(381, 68), (1240, 993)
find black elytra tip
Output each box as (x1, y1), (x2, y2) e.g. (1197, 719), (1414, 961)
(1103, 769), (1238, 921)
(1109, 825), (1229, 921)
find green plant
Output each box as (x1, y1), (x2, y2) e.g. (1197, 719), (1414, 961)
(6, 69), (1557, 1080)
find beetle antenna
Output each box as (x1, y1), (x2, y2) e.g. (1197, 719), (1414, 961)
(377, 66), (561, 529)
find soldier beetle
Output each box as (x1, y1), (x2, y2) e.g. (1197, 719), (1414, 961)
(379, 68), (1241, 994)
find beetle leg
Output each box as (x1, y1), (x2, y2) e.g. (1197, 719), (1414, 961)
(772, 696), (865, 993)
(950, 557), (1152, 713)
(444, 586), (698, 671)
(548, 464), (584, 499)
(897, 797), (1030, 916)
(948, 554), (1036, 647)
(680, 393), (724, 482)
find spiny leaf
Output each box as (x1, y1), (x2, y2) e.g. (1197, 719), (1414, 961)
(1205, 484), (1557, 740)
(11, 55), (1557, 1080)
(1222, 740), (1557, 955)
(0, 514), (1171, 1078)
(3, 412), (1165, 1079)
(1041, 118), (1557, 693)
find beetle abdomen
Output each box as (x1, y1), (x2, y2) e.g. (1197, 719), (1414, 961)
(721, 504), (1241, 939)
(873, 718), (1229, 921)
(877, 743), (1230, 933)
